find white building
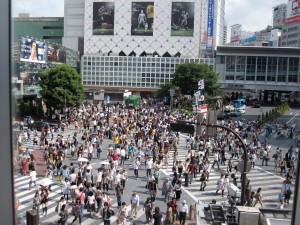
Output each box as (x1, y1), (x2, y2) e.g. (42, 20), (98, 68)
(63, 0), (225, 96)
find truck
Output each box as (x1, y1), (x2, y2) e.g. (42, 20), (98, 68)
(124, 95), (141, 108)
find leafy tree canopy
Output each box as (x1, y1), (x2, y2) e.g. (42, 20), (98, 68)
(172, 63), (219, 96)
(155, 82), (174, 99)
(40, 64), (83, 111)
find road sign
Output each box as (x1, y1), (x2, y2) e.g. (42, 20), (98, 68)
(199, 95), (205, 102)
(198, 79), (205, 90)
(200, 104), (208, 113)
(194, 90), (201, 96)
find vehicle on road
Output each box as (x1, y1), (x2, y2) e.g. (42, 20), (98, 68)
(233, 97), (246, 112)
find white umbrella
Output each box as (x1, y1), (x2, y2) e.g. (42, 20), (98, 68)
(77, 157), (89, 162)
(38, 178), (53, 187)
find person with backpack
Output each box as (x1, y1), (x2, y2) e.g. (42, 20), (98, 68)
(102, 201), (114, 225)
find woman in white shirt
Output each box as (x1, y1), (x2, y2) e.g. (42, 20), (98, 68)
(87, 191), (96, 216)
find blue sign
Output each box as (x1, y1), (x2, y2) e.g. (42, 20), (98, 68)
(206, 0), (214, 56)
(106, 95), (110, 102)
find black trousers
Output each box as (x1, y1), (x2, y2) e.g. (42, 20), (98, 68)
(179, 212), (187, 225)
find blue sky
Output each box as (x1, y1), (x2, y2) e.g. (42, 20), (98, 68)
(13, 0), (286, 32)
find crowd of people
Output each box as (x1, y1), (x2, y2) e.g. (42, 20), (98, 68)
(15, 98), (299, 225)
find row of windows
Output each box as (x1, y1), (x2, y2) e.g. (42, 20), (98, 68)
(83, 81), (164, 87)
(223, 55), (300, 83)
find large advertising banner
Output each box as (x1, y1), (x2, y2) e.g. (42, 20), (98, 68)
(286, 0), (300, 24)
(47, 44), (66, 63)
(206, 0), (214, 56)
(93, 2), (115, 35)
(131, 2), (154, 36)
(20, 37), (45, 63)
(171, 2), (195, 36)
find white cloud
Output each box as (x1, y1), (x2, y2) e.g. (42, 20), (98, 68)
(226, 0), (286, 32)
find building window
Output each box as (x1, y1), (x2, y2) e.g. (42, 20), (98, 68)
(288, 57), (299, 83)
(256, 56), (267, 81)
(267, 57), (277, 82)
(278, 57), (287, 82)
(236, 56), (246, 80)
(246, 56), (256, 81)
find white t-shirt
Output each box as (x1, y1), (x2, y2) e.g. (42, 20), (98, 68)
(30, 170), (37, 181)
(134, 160), (141, 169)
(146, 160), (153, 169)
(120, 149), (126, 157)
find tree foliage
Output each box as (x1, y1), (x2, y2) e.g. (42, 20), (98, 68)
(155, 82), (174, 99)
(40, 64), (83, 111)
(172, 63), (219, 96)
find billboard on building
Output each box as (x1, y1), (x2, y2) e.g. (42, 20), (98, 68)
(47, 44), (66, 63)
(93, 2), (115, 35)
(20, 37), (45, 63)
(286, 0), (300, 24)
(171, 2), (195, 36)
(230, 24), (241, 43)
(206, 0), (214, 56)
(131, 2), (154, 36)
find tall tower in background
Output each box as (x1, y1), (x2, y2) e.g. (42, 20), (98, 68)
(199, 0), (226, 57)
(272, 3), (287, 28)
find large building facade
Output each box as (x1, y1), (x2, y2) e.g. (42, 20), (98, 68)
(215, 46), (300, 103)
(282, 0), (300, 47)
(62, 0), (225, 96)
(64, 0), (225, 57)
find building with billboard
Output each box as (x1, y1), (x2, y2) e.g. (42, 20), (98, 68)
(215, 46), (300, 104)
(282, 0), (300, 47)
(13, 15), (64, 44)
(62, 0), (225, 97)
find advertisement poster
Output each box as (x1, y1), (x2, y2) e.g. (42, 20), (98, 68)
(20, 37), (45, 63)
(286, 0), (300, 24)
(47, 44), (66, 63)
(131, 2), (154, 36)
(206, 0), (214, 56)
(171, 2), (195, 36)
(93, 2), (115, 35)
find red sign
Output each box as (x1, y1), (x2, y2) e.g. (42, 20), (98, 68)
(286, 15), (300, 24)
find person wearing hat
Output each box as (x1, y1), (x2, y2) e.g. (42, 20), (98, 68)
(179, 200), (189, 225)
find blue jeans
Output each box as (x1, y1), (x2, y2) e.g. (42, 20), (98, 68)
(80, 204), (84, 218)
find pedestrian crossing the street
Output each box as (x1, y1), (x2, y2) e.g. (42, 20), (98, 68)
(161, 135), (293, 209)
(14, 174), (145, 225)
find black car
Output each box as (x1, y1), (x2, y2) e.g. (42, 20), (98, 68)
(252, 100), (261, 108)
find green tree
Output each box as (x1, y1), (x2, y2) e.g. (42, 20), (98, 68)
(172, 63), (218, 96)
(155, 82), (174, 99)
(40, 64), (83, 114)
